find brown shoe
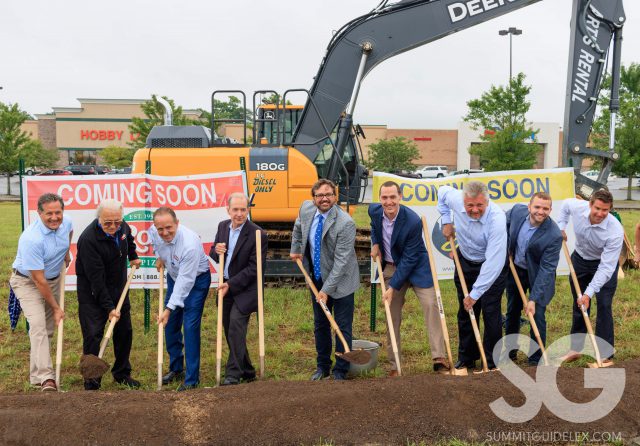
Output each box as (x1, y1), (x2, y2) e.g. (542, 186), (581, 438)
(387, 370), (399, 378)
(433, 358), (450, 374)
(559, 351), (582, 363)
(41, 379), (57, 392)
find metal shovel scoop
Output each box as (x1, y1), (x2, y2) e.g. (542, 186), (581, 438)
(295, 259), (371, 365)
(80, 266), (137, 380)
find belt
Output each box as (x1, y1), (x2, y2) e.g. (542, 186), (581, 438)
(12, 269), (59, 281)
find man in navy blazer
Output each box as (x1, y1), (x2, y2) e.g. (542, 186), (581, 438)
(210, 193), (268, 385)
(369, 181), (447, 376)
(505, 192), (562, 366)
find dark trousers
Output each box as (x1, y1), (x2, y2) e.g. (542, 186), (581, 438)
(569, 251), (617, 358)
(453, 250), (507, 369)
(222, 298), (255, 380)
(310, 278), (354, 376)
(78, 301), (132, 381)
(505, 264), (547, 363)
(165, 272), (211, 386)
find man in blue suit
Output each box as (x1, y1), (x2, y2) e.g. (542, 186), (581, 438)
(505, 192), (562, 366)
(370, 181), (447, 376)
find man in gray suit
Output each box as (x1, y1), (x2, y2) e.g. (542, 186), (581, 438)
(290, 179), (359, 381)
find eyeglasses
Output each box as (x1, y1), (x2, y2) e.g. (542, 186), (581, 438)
(102, 220), (123, 227)
(314, 193), (335, 199)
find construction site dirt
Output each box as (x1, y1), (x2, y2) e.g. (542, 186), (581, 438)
(1, 359), (638, 445)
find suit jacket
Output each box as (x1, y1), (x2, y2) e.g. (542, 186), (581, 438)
(210, 219), (268, 315)
(76, 219), (139, 312)
(291, 201), (359, 299)
(369, 204), (433, 290)
(506, 204), (562, 306)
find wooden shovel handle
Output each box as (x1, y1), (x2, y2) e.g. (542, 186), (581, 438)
(256, 230), (265, 377)
(216, 253), (224, 385)
(157, 266), (165, 391)
(374, 256), (401, 376)
(98, 265), (137, 358)
(55, 265), (67, 389)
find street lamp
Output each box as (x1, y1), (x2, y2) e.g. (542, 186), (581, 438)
(498, 27), (522, 83)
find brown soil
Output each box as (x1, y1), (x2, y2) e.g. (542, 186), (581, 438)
(79, 354), (110, 380)
(1, 360), (639, 446)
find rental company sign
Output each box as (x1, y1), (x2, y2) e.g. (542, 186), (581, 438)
(22, 172), (247, 289)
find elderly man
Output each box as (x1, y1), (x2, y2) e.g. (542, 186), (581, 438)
(210, 193), (268, 386)
(151, 207), (211, 391)
(10, 193), (72, 391)
(75, 199), (142, 390)
(504, 192), (562, 366)
(437, 181), (507, 371)
(369, 181), (448, 376)
(557, 190), (624, 363)
(290, 179), (359, 381)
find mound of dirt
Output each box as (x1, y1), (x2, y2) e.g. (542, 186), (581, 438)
(1, 360), (639, 445)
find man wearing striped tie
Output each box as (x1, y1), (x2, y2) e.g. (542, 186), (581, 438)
(290, 179), (360, 381)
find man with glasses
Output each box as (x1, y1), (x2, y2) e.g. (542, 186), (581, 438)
(10, 193), (73, 391)
(76, 199), (142, 390)
(290, 179), (359, 381)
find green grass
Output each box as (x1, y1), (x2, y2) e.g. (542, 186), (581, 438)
(0, 202), (638, 392)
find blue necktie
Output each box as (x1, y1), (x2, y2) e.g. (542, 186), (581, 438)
(313, 214), (324, 281)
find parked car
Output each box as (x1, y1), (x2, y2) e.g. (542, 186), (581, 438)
(95, 165), (112, 175)
(107, 167), (132, 174)
(37, 169), (73, 176)
(390, 169), (421, 179)
(414, 165), (449, 178)
(448, 169), (485, 176)
(64, 165), (97, 175)
(11, 167), (39, 176)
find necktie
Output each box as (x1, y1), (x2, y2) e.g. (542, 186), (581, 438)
(313, 214), (324, 281)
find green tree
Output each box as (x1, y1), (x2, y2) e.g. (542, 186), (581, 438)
(592, 63), (640, 200)
(127, 95), (198, 150)
(464, 73), (541, 171)
(0, 102), (57, 194)
(260, 93), (292, 106)
(365, 137), (420, 172)
(100, 145), (135, 168)
(199, 95), (253, 135)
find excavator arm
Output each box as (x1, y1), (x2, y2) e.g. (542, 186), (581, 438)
(293, 0), (625, 197)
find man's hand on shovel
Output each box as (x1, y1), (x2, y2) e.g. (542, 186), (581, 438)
(53, 307), (65, 329)
(158, 308), (171, 326)
(578, 294), (590, 311)
(109, 309), (121, 323)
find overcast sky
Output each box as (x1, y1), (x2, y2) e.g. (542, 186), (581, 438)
(2, 0), (638, 129)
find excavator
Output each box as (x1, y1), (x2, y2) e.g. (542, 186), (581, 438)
(132, 0), (625, 271)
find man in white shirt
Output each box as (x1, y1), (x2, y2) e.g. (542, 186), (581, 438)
(437, 181), (508, 371)
(557, 190), (623, 362)
(152, 207), (212, 391)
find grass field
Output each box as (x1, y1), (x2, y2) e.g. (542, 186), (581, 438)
(0, 202), (638, 392)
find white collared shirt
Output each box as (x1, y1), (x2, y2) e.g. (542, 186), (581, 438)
(557, 199), (624, 297)
(149, 224), (210, 310)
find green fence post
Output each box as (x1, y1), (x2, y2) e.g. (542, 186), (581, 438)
(370, 285), (376, 332)
(144, 160), (151, 334)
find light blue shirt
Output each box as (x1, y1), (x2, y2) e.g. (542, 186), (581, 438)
(224, 222), (246, 280)
(308, 210), (328, 260)
(13, 215), (73, 279)
(382, 211), (397, 263)
(149, 224), (210, 310)
(557, 198), (624, 297)
(514, 217), (538, 269)
(437, 186), (507, 300)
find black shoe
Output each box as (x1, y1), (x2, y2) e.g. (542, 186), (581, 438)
(221, 376), (240, 386)
(332, 372), (347, 381)
(454, 360), (476, 370)
(176, 383), (198, 392)
(162, 370), (185, 386)
(242, 374), (257, 383)
(114, 376), (141, 388)
(84, 378), (101, 391)
(310, 369), (330, 381)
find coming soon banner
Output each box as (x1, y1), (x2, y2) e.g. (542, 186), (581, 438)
(372, 168), (576, 280)
(22, 172), (247, 290)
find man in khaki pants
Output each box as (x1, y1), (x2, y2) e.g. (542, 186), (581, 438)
(369, 181), (448, 376)
(10, 193), (72, 391)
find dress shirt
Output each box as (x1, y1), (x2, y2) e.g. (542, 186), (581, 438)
(514, 217), (538, 268)
(13, 215), (73, 279)
(150, 224), (210, 310)
(437, 186), (507, 300)
(224, 221), (246, 280)
(308, 209), (328, 260)
(381, 211), (397, 263)
(557, 198), (624, 297)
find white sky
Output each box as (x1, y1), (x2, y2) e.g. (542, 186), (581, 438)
(2, 0), (638, 129)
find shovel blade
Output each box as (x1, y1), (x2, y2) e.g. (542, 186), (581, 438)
(80, 354), (110, 380)
(337, 349), (371, 365)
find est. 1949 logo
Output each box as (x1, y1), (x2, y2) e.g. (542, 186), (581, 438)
(124, 210), (156, 268)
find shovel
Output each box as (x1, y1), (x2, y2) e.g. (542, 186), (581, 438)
(295, 259), (370, 365)
(373, 257), (402, 376)
(421, 217), (465, 376)
(55, 265), (67, 390)
(216, 253), (224, 386)
(562, 241), (609, 368)
(157, 266), (165, 391)
(80, 266), (138, 380)
(256, 230), (266, 378)
(507, 255), (549, 366)
(449, 237), (492, 374)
